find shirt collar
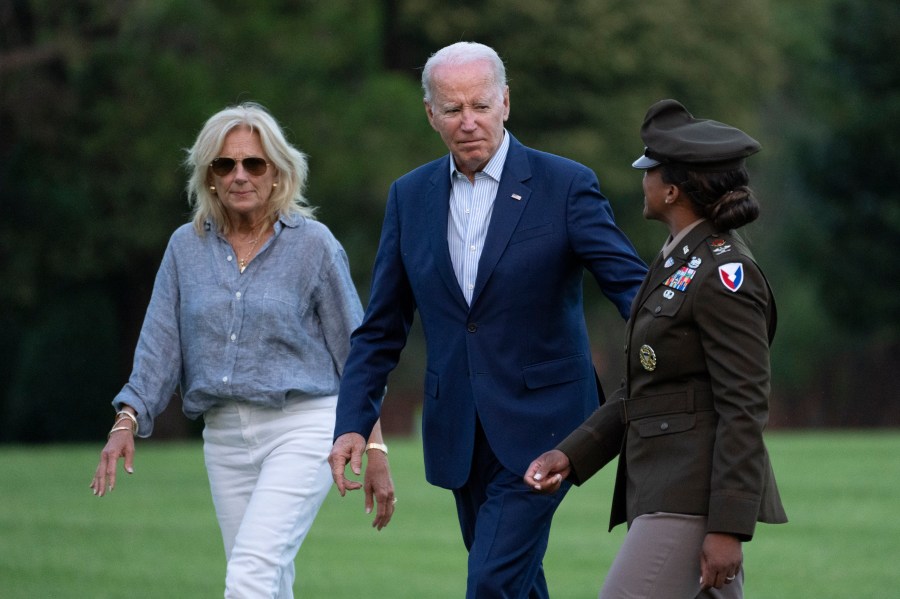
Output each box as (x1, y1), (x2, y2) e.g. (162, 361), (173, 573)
(662, 218), (707, 260)
(277, 211), (302, 229)
(448, 129), (511, 182)
(205, 211), (301, 235)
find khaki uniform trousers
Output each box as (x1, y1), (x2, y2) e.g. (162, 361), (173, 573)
(600, 513), (744, 599)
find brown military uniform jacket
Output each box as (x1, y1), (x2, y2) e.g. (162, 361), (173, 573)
(558, 220), (787, 540)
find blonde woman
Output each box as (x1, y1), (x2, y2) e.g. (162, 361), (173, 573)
(91, 103), (394, 598)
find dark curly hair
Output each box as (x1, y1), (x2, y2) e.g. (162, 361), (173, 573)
(660, 163), (760, 230)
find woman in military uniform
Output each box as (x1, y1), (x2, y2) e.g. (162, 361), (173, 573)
(524, 99), (787, 598)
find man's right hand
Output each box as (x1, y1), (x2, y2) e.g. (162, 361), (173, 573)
(328, 432), (366, 496)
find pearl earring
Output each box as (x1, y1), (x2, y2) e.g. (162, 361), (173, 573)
(209, 185), (216, 192)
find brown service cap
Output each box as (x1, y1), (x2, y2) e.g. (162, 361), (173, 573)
(631, 99), (761, 171)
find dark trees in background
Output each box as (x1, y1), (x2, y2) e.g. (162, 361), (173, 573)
(0, 0), (896, 441)
(769, 0), (900, 427)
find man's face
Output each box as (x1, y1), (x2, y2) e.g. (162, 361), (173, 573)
(425, 60), (510, 181)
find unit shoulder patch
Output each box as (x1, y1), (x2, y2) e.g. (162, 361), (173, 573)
(718, 262), (744, 292)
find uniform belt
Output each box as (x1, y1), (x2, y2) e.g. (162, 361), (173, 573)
(621, 386), (714, 423)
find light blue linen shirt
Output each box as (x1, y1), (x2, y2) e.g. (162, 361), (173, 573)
(114, 212), (362, 437)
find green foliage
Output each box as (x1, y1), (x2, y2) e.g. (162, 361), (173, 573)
(1, 0), (896, 437)
(0, 0), (429, 304)
(1, 286), (121, 442)
(1, 1), (430, 440)
(1, 433), (899, 597)
(389, 0), (782, 257)
(795, 0), (900, 337)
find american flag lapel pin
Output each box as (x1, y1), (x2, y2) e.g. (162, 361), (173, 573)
(511, 193), (522, 201)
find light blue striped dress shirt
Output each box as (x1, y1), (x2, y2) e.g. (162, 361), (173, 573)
(447, 131), (511, 305)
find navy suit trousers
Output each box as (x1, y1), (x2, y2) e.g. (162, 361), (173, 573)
(453, 419), (571, 599)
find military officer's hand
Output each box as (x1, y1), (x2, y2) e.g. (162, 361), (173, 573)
(699, 532), (742, 590)
(524, 450), (571, 494)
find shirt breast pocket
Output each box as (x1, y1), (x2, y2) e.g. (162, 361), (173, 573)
(251, 291), (306, 352)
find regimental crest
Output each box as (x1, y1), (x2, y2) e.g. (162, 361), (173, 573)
(708, 238), (733, 256)
(718, 262), (744, 292)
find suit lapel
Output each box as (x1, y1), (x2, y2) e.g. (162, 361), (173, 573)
(629, 251), (664, 322)
(470, 137), (532, 307)
(632, 220), (719, 315)
(625, 251), (663, 396)
(641, 251), (679, 302)
(426, 158), (470, 310)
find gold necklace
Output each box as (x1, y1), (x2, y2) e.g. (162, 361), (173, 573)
(234, 221), (267, 273)
(238, 237), (260, 273)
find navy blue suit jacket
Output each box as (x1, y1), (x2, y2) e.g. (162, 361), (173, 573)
(336, 134), (647, 489)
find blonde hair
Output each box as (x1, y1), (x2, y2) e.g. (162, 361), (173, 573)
(184, 102), (316, 234)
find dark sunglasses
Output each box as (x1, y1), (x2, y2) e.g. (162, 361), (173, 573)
(209, 156), (269, 177)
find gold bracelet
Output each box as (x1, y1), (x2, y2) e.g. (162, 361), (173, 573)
(365, 442), (388, 455)
(108, 425), (135, 439)
(114, 410), (139, 436)
(113, 415), (136, 433)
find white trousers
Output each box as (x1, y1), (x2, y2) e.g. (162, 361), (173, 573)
(600, 513), (744, 599)
(202, 396), (336, 599)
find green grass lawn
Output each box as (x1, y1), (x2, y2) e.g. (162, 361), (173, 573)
(1, 431), (898, 597)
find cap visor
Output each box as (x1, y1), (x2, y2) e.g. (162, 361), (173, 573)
(631, 154), (661, 169)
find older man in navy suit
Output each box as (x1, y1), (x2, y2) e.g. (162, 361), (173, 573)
(329, 42), (647, 598)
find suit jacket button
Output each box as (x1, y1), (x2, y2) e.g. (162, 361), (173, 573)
(654, 306), (662, 314)
(467, 323), (477, 333)
(659, 422), (669, 431)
